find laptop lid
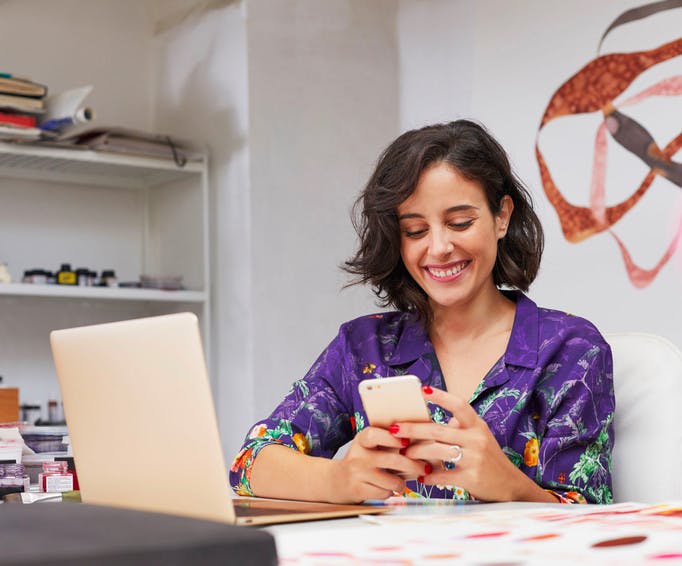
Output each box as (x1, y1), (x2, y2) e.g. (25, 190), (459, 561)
(50, 313), (387, 526)
(51, 312), (236, 523)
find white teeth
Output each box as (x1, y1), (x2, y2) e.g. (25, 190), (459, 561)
(429, 263), (467, 278)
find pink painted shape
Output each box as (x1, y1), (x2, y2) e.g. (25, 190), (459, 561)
(619, 75), (682, 107)
(590, 122), (609, 226)
(601, 75), (682, 287)
(610, 215), (682, 288)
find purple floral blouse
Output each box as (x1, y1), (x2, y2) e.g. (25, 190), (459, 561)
(231, 292), (615, 504)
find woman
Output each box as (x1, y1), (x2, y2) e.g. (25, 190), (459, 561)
(230, 120), (614, 505)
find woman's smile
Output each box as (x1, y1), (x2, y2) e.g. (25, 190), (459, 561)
(423, 260), (471, 281)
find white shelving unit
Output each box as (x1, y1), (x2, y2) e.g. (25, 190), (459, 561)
(0, 282), (206, 302)
(0, 140), (211, 411)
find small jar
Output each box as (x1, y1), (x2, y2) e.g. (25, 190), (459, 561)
(20, 402), (42, 424)
(100, 269), (118, 288)
(76, 268), (90, 286)
(57, 263), (77, 285)
(32, 269), (49, 285)
(47, 399), (61, 423)
(39, 461), (73, 493)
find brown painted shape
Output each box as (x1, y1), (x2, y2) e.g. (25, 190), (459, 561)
(536, 133), (682, 242)
(540, 38), (682, 127)
(537, 37), (682, 242)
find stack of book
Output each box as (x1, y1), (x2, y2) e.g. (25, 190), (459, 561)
(0, 72), (47, 140)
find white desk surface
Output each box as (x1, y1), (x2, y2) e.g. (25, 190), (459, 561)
(265, 500), (547, 535)
(265, 500), (682, 565)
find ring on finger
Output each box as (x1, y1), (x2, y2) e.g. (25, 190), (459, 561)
(441, 444), (463, 471)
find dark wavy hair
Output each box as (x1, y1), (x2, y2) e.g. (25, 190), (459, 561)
(343, 120), (544, 324)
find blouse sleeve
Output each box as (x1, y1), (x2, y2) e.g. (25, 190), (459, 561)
(229, 330), (355, 496)
(536, 342), (615, 504)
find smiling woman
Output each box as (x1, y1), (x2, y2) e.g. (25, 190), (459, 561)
(230, 120), (615, 506)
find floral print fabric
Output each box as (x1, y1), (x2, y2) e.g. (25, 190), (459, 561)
(231, 292), (615, 504)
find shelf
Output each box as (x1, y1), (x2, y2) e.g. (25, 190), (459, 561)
(0, 283), (206, 303)
(0, 141), (205, 189)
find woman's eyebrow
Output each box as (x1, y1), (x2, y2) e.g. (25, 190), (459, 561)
(397, 204), (479, 221)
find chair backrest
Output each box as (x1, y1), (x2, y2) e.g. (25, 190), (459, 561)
(607, 332), (682, 503)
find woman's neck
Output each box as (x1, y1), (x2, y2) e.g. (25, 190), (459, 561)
(428, 286), (516, 345)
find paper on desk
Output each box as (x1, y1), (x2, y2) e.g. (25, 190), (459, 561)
(19, 492), (63, 504)
(273, 502), (682, 565)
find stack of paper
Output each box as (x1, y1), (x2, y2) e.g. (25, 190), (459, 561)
(0, 427), (26, 463)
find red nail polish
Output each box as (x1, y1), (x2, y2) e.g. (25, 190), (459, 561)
(400, 438), (410, 447)
(417, 475), (425, 484)
(388, 424), (400, 435)
(425, 463), (433, 475)
(422, 385), (433, 394)
(399, 447), (407, 456)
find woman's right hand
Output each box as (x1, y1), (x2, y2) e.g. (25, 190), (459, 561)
(326, 425), (428, 503)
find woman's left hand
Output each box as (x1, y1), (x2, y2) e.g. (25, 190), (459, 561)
(392, 385), (538, 502)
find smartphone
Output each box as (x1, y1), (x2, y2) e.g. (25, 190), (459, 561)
(358, 375), (431, 429)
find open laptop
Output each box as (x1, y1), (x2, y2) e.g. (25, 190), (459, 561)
(50, 312), (387, 526)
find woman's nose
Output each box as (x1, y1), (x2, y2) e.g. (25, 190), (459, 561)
(429, 228), (454, 257)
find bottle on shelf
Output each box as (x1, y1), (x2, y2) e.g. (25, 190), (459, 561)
(56, 263), (77, 285)
(75, 268), (90, 286)
(19, 402), (41, 424)
(99, 269), (118, 288)
(0, 262), (11, 284)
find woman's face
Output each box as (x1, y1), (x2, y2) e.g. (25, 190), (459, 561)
(397, 162), (513, 315)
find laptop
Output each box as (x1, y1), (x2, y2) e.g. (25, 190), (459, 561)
(50, 312), (387, 526)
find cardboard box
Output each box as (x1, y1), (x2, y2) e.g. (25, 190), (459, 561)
(0, 388), (19, 422)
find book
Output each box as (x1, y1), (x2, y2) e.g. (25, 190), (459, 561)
(59, 127), (204, 163)
(0, 124), (42, 141)
(0, 75), (47, 98)
(0, 93), (44, 112)
(0, 110), (37, 128)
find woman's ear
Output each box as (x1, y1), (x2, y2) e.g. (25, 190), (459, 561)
(497, 195), (513, 239)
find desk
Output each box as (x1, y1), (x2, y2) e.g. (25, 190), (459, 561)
(266, 501), (682, 565)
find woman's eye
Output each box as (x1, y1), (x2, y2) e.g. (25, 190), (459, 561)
(403, 228), (427, 238)
(448, 220), (474, 230)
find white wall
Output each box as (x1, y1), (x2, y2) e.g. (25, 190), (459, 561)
(398, 0), (682, 349)
(149, 1), (252, 460)
(247, 0), (400, 424)
(397, 0), (474, 130)
(0, 0), (154, 130)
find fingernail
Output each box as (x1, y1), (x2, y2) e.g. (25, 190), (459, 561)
(399, 447), (407, 456)
(424, 463), (433, 474)
(400, 438), (410, 447)
(417, 475), (425, 484)
(388, 424), (400, 435)
(422, 385), (433, 394)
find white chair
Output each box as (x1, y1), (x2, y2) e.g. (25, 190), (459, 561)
(607, 332), (682, 503)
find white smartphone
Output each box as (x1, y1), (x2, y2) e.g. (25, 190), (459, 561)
(358, 375), (431, 429)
